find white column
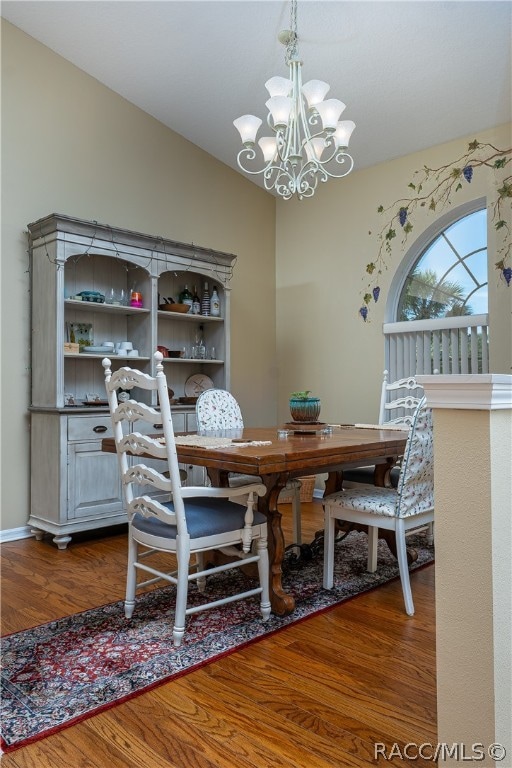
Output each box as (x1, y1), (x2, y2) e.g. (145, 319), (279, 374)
(417, 374), (512, 766)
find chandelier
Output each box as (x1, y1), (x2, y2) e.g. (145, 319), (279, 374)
(233, 0), (355, 201)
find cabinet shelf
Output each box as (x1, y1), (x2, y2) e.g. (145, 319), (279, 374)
(157, 311), (223, 323)
(64, 354), (151, 360)
(162, 358), (223, 364)
(65, 299), (150, 316)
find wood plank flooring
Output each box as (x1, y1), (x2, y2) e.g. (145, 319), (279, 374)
(0, 501), (436, 767)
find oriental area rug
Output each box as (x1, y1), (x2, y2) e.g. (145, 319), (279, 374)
(1, 531), (434, 753)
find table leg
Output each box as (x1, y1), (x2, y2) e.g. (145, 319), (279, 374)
(324, 470), (344, 496)
(207, 469), (295, 616)
(373, 458), (395, 487)
(259, 474), (295, 616)
(207, 468), (229, 488)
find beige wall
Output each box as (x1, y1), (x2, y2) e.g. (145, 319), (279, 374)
(2, 18), (510, 534)
(275, 124), (512, 426)
(0, 21), (276, 530)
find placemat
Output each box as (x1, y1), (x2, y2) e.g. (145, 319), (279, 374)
(159, 435), (273, 449)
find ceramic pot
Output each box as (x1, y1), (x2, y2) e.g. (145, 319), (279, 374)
(289, 397), (321, 422)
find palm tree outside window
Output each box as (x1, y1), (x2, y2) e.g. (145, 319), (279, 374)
(397, 208), (488, 321)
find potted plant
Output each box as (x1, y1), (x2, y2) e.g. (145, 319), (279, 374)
(289, 391), (321, 423)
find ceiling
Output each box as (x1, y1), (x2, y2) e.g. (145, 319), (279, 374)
(2, 1), (511, 192)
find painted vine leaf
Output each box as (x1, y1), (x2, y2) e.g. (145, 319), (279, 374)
(360, 140), (512, 321)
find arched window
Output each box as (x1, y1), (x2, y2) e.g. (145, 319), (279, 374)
(397, 208), (488, 320)
(384, 200), (489, 378)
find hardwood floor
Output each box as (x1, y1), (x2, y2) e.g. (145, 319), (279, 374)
(0, 501), (436, 767)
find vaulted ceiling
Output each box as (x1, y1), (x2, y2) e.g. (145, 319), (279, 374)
(2, 1), (511, 190)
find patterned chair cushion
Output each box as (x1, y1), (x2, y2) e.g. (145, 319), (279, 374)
(196, 389), (244, 430)
(396, 404), (434, 518)
(324, 486), (398, 517)
(325, 400), (433, 519)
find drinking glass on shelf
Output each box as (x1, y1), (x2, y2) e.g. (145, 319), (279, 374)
(209, 346), (216, 360)
(115, 288), (127, 306)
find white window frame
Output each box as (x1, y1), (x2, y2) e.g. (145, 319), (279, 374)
(384, 197), (487, 323)
(383, 198), (489, 378)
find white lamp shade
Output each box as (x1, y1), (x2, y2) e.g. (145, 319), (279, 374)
(265, 96), (293, 127)
(334, 120), (356, 148)
(305, 137), (326, 162)
(315, 99), (346, 130)
(233, 115), (262, 145)
(301, 79), (330, 107)
(265, 76), (292, 98)
(258, 136), (278, 163)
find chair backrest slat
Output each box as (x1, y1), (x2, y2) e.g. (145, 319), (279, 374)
(112, 399), (160, 425)
(118, 432), (168, 460)
(396, 397), (434, 518)
(379, 370), (424, 426)
(125, 463), (172, 493)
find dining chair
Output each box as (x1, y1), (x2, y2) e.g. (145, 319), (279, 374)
(103, 353), (271, 648)
(323, 397), (434, 616)
(343, 371), (424, 490)
(195, 388), (304, 549)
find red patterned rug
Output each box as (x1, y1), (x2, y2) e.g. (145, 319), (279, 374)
(0, 531), (434, 752)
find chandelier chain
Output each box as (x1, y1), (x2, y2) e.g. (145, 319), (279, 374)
(285, 0), (298, 64)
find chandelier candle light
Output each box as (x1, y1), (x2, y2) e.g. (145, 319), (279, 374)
(233, 0), (355, 200)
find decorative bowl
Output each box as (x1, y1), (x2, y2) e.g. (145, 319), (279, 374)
(160, 303), (190, 313)
(75, 290), (105, 303)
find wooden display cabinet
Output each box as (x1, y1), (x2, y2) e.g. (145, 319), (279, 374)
(28, 213), (235, 547)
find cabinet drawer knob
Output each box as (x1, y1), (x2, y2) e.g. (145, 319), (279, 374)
(153, 423), (163, 430)
(93, 425), (108, 433)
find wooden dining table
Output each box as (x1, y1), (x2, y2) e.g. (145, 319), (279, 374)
(102, 424), (408, 616)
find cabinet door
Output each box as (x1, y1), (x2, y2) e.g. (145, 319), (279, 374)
(186, 412), (197, 432)
(68, 441), (124, 520)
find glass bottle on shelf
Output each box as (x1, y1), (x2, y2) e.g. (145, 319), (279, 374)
(179, 285), (193, 310)
(201, 282), (210, 316)
(195, 325), (206, 359)
(210, 285), (221, 317)
(192, 285), (201, 315)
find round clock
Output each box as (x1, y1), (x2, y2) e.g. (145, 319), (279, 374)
(184, 373), (214, 397)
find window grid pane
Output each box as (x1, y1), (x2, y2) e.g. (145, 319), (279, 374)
(398, 209), (488, 321)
